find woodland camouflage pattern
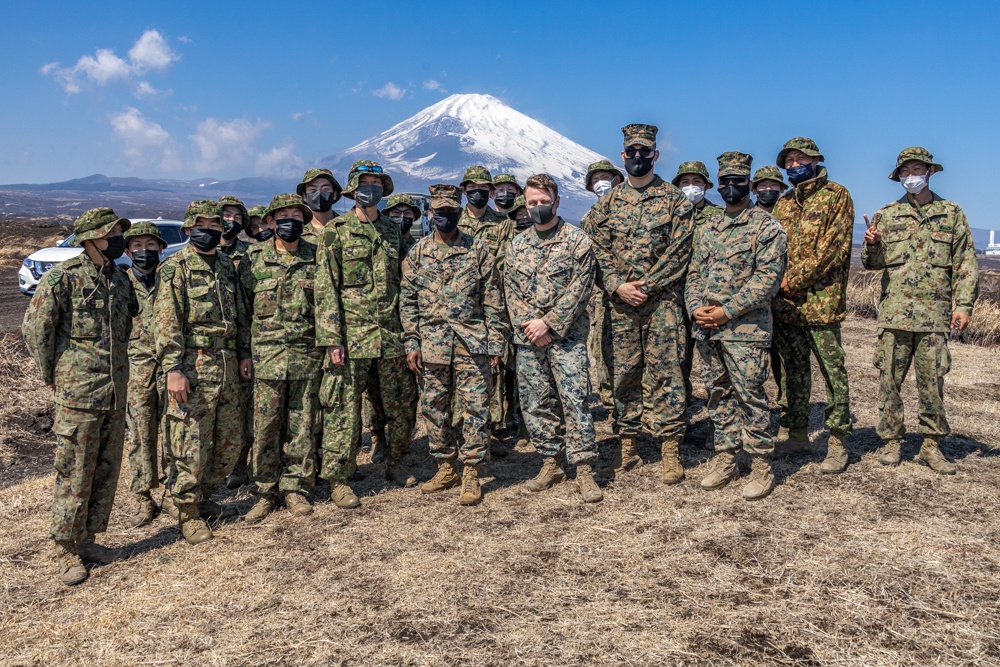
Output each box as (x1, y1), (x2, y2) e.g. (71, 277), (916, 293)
(126, 266), (164, 494)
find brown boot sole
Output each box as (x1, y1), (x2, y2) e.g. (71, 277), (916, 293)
(662, 471), (685, 485)
(701, 472), (738, 491)
(917, 458), (957, 475)
(459, 493), (483, 506)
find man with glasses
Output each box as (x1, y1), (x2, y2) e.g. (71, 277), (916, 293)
(298, 168), (344, 245)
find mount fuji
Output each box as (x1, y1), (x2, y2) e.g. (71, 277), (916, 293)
(323, 94), (611, 220)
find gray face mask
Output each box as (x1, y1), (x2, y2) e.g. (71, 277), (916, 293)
(355, 183), (383, 207)
(528, 204), (556, 226)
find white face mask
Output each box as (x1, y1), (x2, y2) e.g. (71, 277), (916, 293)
(901, 173), (928, 194)
(593, 179), (614, 197)
(681, 185), (706, 204)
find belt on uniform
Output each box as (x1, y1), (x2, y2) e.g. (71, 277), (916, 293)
(184, 334), (236, 350)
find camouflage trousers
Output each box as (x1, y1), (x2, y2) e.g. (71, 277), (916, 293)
(773, 322), (852, 434)
(253, 375), (321, 496)
(50, 403), (125, 543)
(420, 347), (492, 464)
(164, 356), (244, 505)
(697, 340), (775, 456)
(770, 345), (786, 408)
(320, 355), (418, 482)
(516, 327), (597, 465)
(874, 329), (951, 440)
(609, 292), (688, 439)
(588, 291), (615, 409)
(231, 379), (255, 476)
(362, 363), (388, 444)
(125, 367), (165, 494)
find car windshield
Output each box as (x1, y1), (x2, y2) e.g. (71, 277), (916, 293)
(58, 223), (185, 248)
(59, 234), (81, 248)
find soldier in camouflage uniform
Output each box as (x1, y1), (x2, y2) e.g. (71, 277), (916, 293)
(492, 173), (523, 218)
(298, 168), (344, 245)
(508, 195), (531, 233)
(401, 184), (509, 505)
(385, 193), (422, 256)
(581, 124), (695, 484)
(686, 152), (788, 501)
(246, 205), (272, 243)
(862, 147), (979, 473)
(752, 166), (789, 408)
(155, 200), (245, 544)
(23, 207), (137, 585)
(122, 222), (168, 528)
(505, 173), (602, 503)
(238, 194), (325, 521)
(315, 160), (419, 508)
(770, 138), (855, 473)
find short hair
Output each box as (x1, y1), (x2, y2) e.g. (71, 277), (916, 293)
(525, 173), (559, 200)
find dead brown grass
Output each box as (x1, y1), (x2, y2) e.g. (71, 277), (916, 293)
(0, 228), (66, 270)
(0, 317), (998, 666)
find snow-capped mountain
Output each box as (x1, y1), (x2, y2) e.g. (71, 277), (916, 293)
(323, 93), (611, 220)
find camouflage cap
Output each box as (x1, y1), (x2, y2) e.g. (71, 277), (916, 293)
(295, 167), (344, 202)
(460, 165), (494, 188)
(752, 165), (787, 189)
(717, 151), (753, 178)
(218, 195), (249, 233)
(342, 160), (394, 199)
(622, 124), (657, 148)
(183, 199), (222, 230)
(585, 160), (626, 192)
(671, 161), (714, 189)
(247, 205), (267, 219)
(262, 193), (314, 224)
(493, 173), (523, 194)
(428, 184), (462, 209)
(889, 146), (944, 181)
(776, 137), (825, 168)
(506, 195), (527, 221)
(384, 193), (422, 218)
(73, 207), (132, 242)
(123, 220), (166, 248)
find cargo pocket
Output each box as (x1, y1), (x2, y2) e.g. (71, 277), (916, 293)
(927, 231), (953, 268)
(342, 243), (371, 287)
(69, 297), (104, 339)
(934, 333), (952, 377)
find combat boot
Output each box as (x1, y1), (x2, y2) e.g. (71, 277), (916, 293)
(421, 458), (460, 494)
(284, 492), (314, 516)
(575, 463), (603, 503)
(330, 481), (361, 509)
(701, 450), (739, 490)
(385, 456), (417, 488)
(918, 436), (956, 475)
(742, 456), (775, 501)
(54, 540), (87, 586)
(514, 422), (530, 449)
(490, 438), (509, 459)
(199, 498), (238, 520)
(774, 427), (812, 456)
(224, 462), (249, 490)
(877, 439), (903, 466)
(525, 456), (566, 492)
(661, 437), (685, 485)
(177, 503), (213, 545)
(459, 465), (482, 506)
(128, 491), (157, 529)
(160, 490), (179, 520)
(613, 433), (642, 473)
(78, 535), (125, 564)
(371, 432), (389, 464)
(244, 494), (277, 523)
(820, 432), (849, 474)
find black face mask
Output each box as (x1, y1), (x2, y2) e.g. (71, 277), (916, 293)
(131, 249), (160, 272)
(466, 188), (490, 209)
(756, 190), (781, 208)
(515, 216), (532, 232)
(432, 211), (461, 234)
(494, 191), (517, 209)
(306, 190), (335, 213)
(719, 183), (751, 205)
(355, 183), (383, 207)
(528, 204), (556, 226)
(250, 227), (274, 242)
(222, 220), (242, 240)
(189, 227), (222, 252)
(624, 155), (654, 178)
(274, 218), (304, 243)
(101, 234), (125, 261)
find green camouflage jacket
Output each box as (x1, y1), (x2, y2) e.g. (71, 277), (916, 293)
(301, 221), (328, 248)
(315, 208), (405, 360)
(400, 232), (509, 364)
(580, 176), (695, 302)
(219, 238), (252, 268)
(22, 254), (138, 409)
(237, 239), (323, 379)
(504, 219), (596, 346)
(770, 167), (854, 326)
(862, 193), (979, 332)
(403, 232), (418, 256)
(153, 244), (241, 383)
(692, 200), (724, 247)
(127, 269), (160, 389)
(458, 205), (516, 274)
(685, 203), (788, 343)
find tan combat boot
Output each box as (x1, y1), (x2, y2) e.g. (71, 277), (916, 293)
(877, 439), (903, 466)
(774, 427), (812, 456)
(918, 436), (956, 475)
(160, 490), (179, 520)
(128, 491), (157, 529)
(742, 456), (775, 501)
(330, 481), (361, 509)
(244, 494), (277, 523)
(284, 492), (314, 516)
(177, 503), (213, 545)
(701, 450), (739, 490)
(575, 463), (603, 503)
(54, 540), (87, 586)
(820, 432), (849, 474)
(78, 535), (125, 564)
(613, 433), (642, 473)
(421, 459), (460, 494)
(525, 456), (566, 492)
(459, 465), (482, 506)
(661, 437), (685, 485)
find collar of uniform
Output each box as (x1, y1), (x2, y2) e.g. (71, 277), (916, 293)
(461, 205), (502, 224)
(341, 208), (387, 240)
(259, 237), (315, 264)
(530, 217), (566, 245)
(180, 242), (221, 271)
(713, 202), (755, 232)
(618, 175), (668, 204)
(428, 231), (474, 258)
(893, 191), (947, 222)
(792, 166), (830, 204)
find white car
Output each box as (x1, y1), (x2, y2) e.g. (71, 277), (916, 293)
(18, 218), (188, 295)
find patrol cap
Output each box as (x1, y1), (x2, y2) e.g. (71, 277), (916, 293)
(296, 168), (344, 203)
(622, 124), (657, 148)
(183, 199), (222, 230)
(493, 173), (523, 194)
(342, 160), (394, 199)
(717, 151), (753, 178)
(218, 195), (249, 233)
(73, 207), (132, 242)
(506, 195), (527, 221)
(889, 146), (943, 181)
(384, 193), (421, 218)
(460, 166), (494, 188)
(671, 161), (714, 189)
(428, 184), (462, 209)
(123, 220), (166, 248)
(262, 193), (314, 224)
(776, 137), (824, 167)
(752, 165), (787, 189)
(585, 160), (625, 192)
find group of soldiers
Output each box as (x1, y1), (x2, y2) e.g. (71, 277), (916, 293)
(22, 124), (980, 587)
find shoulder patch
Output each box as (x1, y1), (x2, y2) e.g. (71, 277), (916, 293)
(47, 268), (65, 286)
(159, 264), (176, 280)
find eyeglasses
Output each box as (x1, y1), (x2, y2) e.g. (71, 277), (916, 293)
(719, 176), (749, 186)
(352, 165), (383, 175)
(624, 146), (655, 158)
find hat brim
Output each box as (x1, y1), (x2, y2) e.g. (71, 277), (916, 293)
(343, 173), (394, 200)
(459, 179), (494, 189)
(889, 161), (943, 181)
(386, 202), (422, 218)
(587, 167), (626, 192)
(264, 202), (314, 225)
(671, 173), (714, 189)
(296, 175), (344, 203)
(776, 147), (825, 168)
(78, 216), (131, 242)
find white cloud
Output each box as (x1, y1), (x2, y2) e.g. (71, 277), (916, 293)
(128, 30), (177, 70)
(76, 49), (132, 84)
(373, 82), (406, 101)
(291, 110), (311, 121)
(110, 107), (180, 172)
(43, 30), (179, 96)
(255, 141), (305, 177)
(423, 79), (446, 93)
(191, 117), (270, 174)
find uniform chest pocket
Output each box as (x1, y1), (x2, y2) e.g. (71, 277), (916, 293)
(253, 278), (279, 318)
(451, 263), (481, 296)
(69, 296), (105, 339)
(882, 224), (911, 267)
(927, 230), (953, 268)
(725, 241), (755, 274)
(342, 243), (371, 287)
(187, 284), (216, 321)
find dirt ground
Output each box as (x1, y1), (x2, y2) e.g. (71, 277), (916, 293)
(1, 223), (999, 665)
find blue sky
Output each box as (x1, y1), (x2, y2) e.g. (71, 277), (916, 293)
(1, 1), (998, 235)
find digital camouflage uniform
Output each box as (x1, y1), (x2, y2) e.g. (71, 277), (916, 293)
(505, 217), (598, 465)
(771, 138), (854, 436)
(863, 148), (978, 441)
(298, 168), (344, 247)
(22, 208), (138, 544)
(154, 202), (245, 506)
(753, 165), (790, 406)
